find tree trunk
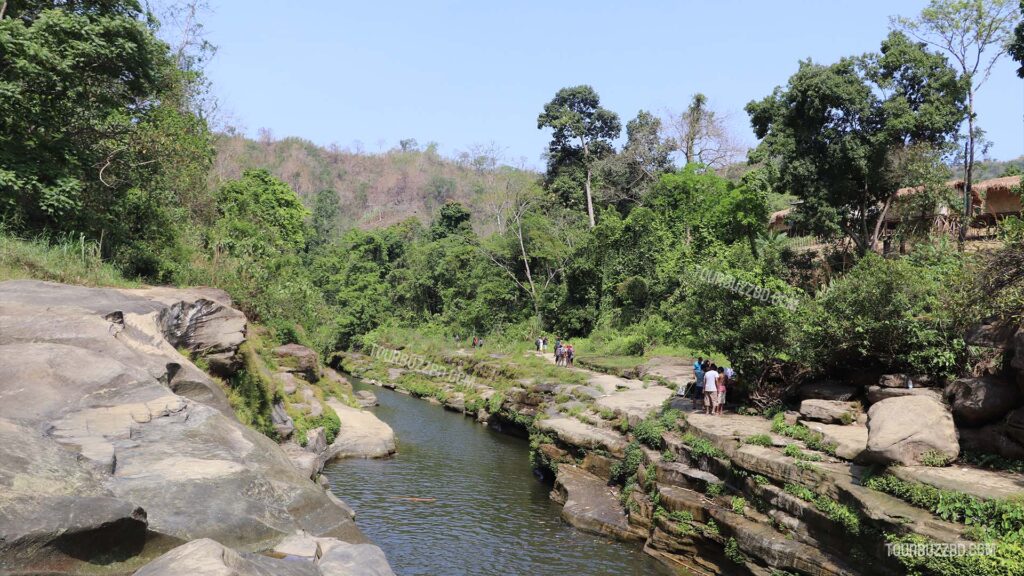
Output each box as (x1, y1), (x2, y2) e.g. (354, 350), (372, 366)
(0, 2), (7, 19)
(584, 166), (595, 228)
(869, 192), (896, 253)
(960, 92), (976, 247)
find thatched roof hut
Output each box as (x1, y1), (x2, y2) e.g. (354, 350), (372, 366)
(768, 208), (792, 233)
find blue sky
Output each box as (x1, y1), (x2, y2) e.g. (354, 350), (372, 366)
(202, 1), (1024, 167)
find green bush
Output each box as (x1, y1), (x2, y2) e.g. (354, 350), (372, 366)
(800, 253), (968, 377)
(772, 413), (837, 455)
(784, 483), (859, 534)
(745, 434), (773, 447)
(682, 433), (727, 459)
(611, 442), (645, 485)
(724, 537), (746, 564)
(732, 497), (747, 515)
(705, 482), (724, 497)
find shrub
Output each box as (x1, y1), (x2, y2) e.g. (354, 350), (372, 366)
(732, 497), (747, 515)
(784, 444), (823, 461)
(682, 433), (727, 459)
(632, 414), (667, 449)
(784, 483), (859, 534)
(611, 442), (645, 485)
(772, 413), (837, 455)
(745, 434), (773, 447)
(800, 253), (968, 377)
(921, 450), (953, 467)
(706, 482), (724, 497)
(725, 537), (746, 564)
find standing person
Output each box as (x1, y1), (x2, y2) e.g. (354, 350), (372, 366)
(473, 336), (478, 348)
(535, 337), (542, 352)
(693, 358), (705, 409)
(542, 337), (548, 353)
(555, 341), (563, 366)
(716, 369), (727, 415)
(567, 344), (575, 367)
(703, 363), (719, 415)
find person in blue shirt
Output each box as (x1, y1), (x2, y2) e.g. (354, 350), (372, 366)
(692, 357), (705, 408)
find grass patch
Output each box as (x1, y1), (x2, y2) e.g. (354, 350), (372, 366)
(745, 434), (773, 447)
(681, 432), (727, 459)
(0, 230), (138, 287)
(771, 413), (837, 456)
(783, 483), (860, 534)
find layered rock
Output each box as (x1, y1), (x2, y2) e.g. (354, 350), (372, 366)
(948, 375), (1022, 427)
(798, 399), (859, 424)
(0, 280), (386, 574)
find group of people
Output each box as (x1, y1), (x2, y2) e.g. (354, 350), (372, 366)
(686, 357), (734, 415)
(535, 336), (575, 367)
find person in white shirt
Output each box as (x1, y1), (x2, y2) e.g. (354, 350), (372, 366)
(703, 364), (719, 415)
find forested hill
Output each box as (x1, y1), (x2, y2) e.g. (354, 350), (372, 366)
(212, 134), (538, 231)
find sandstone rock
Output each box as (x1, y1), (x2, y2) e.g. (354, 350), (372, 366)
(551, 465), (645, 541)
(317, 538), (396, 576)
(965, 320), (1017, 350)
(536, 415), (628, 457)
(278, 371), (301, 395)
(865, 396), (959, 466)
(307, 427), (329, 454)
(135, 538), (318, 576)
(154, 291), (247, 377)
(798, 399), (859, 424)
(275, 343), (321, 383)
(355, 390), (379, 407)
(0, 281), (366, 555)
(866, 385), (943, 405)
(593, 386), (674, 427)
(801, 421), (868, 461)
(949, 376), (1022, 427)
(581, 451), (616, 480)
(654, 461), (720, 490)
(324, 400), (397, 460)
(273, 402), (296, 439)
(957, 425), (1024, 459)
(799, 381), (859, 401)
(1003, 406), (1024, 446)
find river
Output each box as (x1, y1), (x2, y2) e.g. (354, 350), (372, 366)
(323, 378), (672, 576)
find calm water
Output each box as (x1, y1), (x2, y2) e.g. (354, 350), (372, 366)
(324, 379), (671, 576)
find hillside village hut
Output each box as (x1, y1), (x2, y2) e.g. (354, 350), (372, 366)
(768, 208), (792, 234)
(964, 176), (1023, 223)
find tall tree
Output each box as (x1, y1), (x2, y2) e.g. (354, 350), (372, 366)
(665, 93), (743, 170)
(538, 85), (621, 228)
(599, 110), (673, 207)
(892, 0), (1020, 243)
(1010, 0), (1024, 76)
(746, 32), (967, 254)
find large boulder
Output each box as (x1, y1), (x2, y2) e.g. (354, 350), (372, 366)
(798, 399), (859, 424)
(864, 396), (959, 466)
(148, 287), (247, 376)
(958, 424), (1024, 460)
(799, 380), (859, 401)
(949, 376), (1022, 427)
(325, 400), (397, 460)
(966, 319), (1017, 350)
(551, 465), (645, 541)
(275, 343), (321, 383)
(0, 281), (368, 559)
(866, 385), (943, 405)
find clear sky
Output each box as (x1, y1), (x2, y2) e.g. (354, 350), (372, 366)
(202, 0), (1024, 168)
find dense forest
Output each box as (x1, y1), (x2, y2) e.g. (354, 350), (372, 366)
(2, 0), (1024, 406)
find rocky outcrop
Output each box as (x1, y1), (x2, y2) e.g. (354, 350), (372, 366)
(798, 399), (859, 424)
(864, 396), (959, 465)
(551, 465), (645, 541)
(866, 385), (943, 404)
(325, 400), (396, 460)
(136, 537), (394, 576)
(0, 280), (386, 574)
(275, 343), (321, 383)
(536, 415), (629, 457)
(949, 375), (1022, 427)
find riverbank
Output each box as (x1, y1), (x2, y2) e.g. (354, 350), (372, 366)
(338, 335), (1024, 576)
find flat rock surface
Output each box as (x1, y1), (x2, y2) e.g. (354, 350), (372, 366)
(801, 421), (868, 461)
(552, 465), (643, 541)
(891, 465), (1024, 502)
(536, 416), (628, 457)
(325, 400), (397, 460)
(685, 412), (774, 449)
(593, 386), (674, 425)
